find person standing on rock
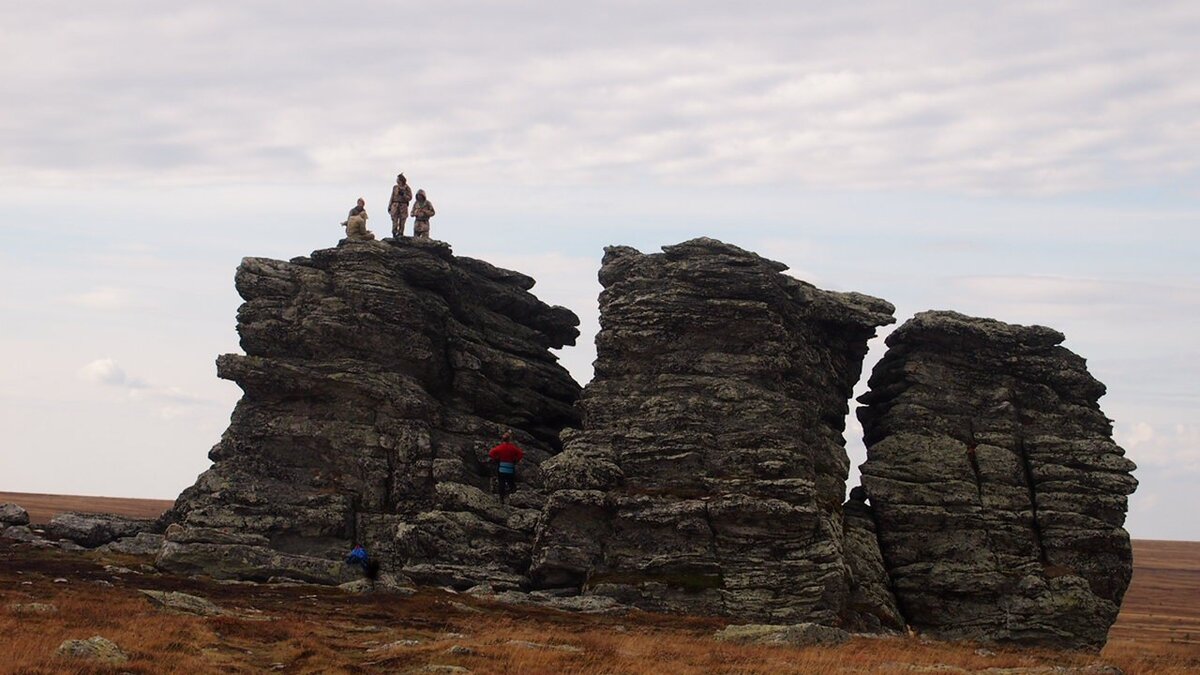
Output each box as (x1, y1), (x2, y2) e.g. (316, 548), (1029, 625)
(411, 189), (435, 239)
(341, 197), (375, 240)
(388, 173), (413, 238)
(488, 432), (525, 503)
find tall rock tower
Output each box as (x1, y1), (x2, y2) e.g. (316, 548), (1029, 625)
(530, 239), (899, 625)
(163, 239), (581, 587)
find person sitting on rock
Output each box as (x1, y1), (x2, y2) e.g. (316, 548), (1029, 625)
(341, 197), (375, 240)
(411, 189), (435, 239)
(488, 431), (525, 503)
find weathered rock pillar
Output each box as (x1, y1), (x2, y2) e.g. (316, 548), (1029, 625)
(858, 310), (1137, 649)
(531, 238), (896, 624)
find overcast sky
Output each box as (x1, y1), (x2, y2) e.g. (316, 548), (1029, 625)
(1, 2), (1196, 540)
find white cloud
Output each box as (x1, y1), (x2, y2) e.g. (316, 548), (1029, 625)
(945, 275), (1200, 327)
(1117, 421), (1200, 474)
(78, 358), (144, 388)
(1, 3), (1198, 193)
(78, 358), (211, 417)
(66, 286), (136, 310)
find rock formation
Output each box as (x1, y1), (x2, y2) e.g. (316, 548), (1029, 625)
(857, 311), (1138, 649)
(529, 239), (898, 625)
(158, 233), (1137, 649)
(164, 238), (581, 586)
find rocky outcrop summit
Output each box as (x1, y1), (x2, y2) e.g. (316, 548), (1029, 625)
(529, 239), (900, 626)
(857, 311), (1138, 649)
(164, 238), (581, 587)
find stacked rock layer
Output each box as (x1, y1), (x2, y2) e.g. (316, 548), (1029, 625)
(164, 239), (581, 587)
(529, 238), (899, 625)
(857, 310), (1138, 649)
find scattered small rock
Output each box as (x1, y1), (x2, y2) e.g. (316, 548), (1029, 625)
(2, 525), (39, 542)
(139, 589), (224, 616)
(55, 636), (129, 664)
(714, 623), (851, 647)
(99, 532), (164, 556)
(448, 601), (482, 614)
(465, 583), (494, 596)
(0, 503), (30, 527)
(975, 648), (997, 657)
(53, 578), (68, 584)
(418, 666), (471, 674)
(367, 639), (424, 652)
(339, 579), (375, 594)
(9, 602), (58, 615)
(446, 645), (475, 656)
(505, 640), (582, 653)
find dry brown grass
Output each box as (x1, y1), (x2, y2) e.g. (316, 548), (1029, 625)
(1, 498), (1198, 674)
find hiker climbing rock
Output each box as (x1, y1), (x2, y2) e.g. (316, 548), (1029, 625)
(488, 431), (525, 503)
(388, 173), (413, 238)
(341, 198), (375, 240)
(411, 189), (435, 239)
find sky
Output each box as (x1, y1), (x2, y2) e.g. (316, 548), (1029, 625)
(1, 2), (1196, 540)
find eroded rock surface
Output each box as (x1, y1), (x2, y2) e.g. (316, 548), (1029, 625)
(530, 238), (895, 624)
(857, 311), (1137, 649)
(165, 238), (581, 587)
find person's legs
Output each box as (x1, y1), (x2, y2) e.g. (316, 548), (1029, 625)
(392, 205), (408, 237)
(498, 474), (516, 502)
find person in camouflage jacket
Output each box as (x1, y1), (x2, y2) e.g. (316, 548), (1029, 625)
(388, 173), (413, 237)
(412, 189), (435, 239)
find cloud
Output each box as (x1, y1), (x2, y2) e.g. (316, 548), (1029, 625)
(78, 358), (146, 388)
(1117, 421), (1200, 474)
(1, 3), (1198, 193)
(65, 286), (136, 310)
(78, 358), (212, 416)
(945, 275), (1200, 326)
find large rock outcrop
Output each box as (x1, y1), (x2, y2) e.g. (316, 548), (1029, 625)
(164, 238), (581, 587)
(857, 311), (1138, 649)
(529, 238), (897, 625)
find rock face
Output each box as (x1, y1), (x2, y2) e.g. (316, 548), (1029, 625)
(857, 311), (1138, 649)
(529, 239), (896, 624)
(165, 238), (581, 587)
(841, 488), (905, 632)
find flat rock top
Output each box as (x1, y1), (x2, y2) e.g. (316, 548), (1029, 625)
(887, 310), (1065, 349)
(600, 237), (895, 329)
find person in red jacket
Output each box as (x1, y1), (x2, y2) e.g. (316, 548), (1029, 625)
(488, 431), (525, 503)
